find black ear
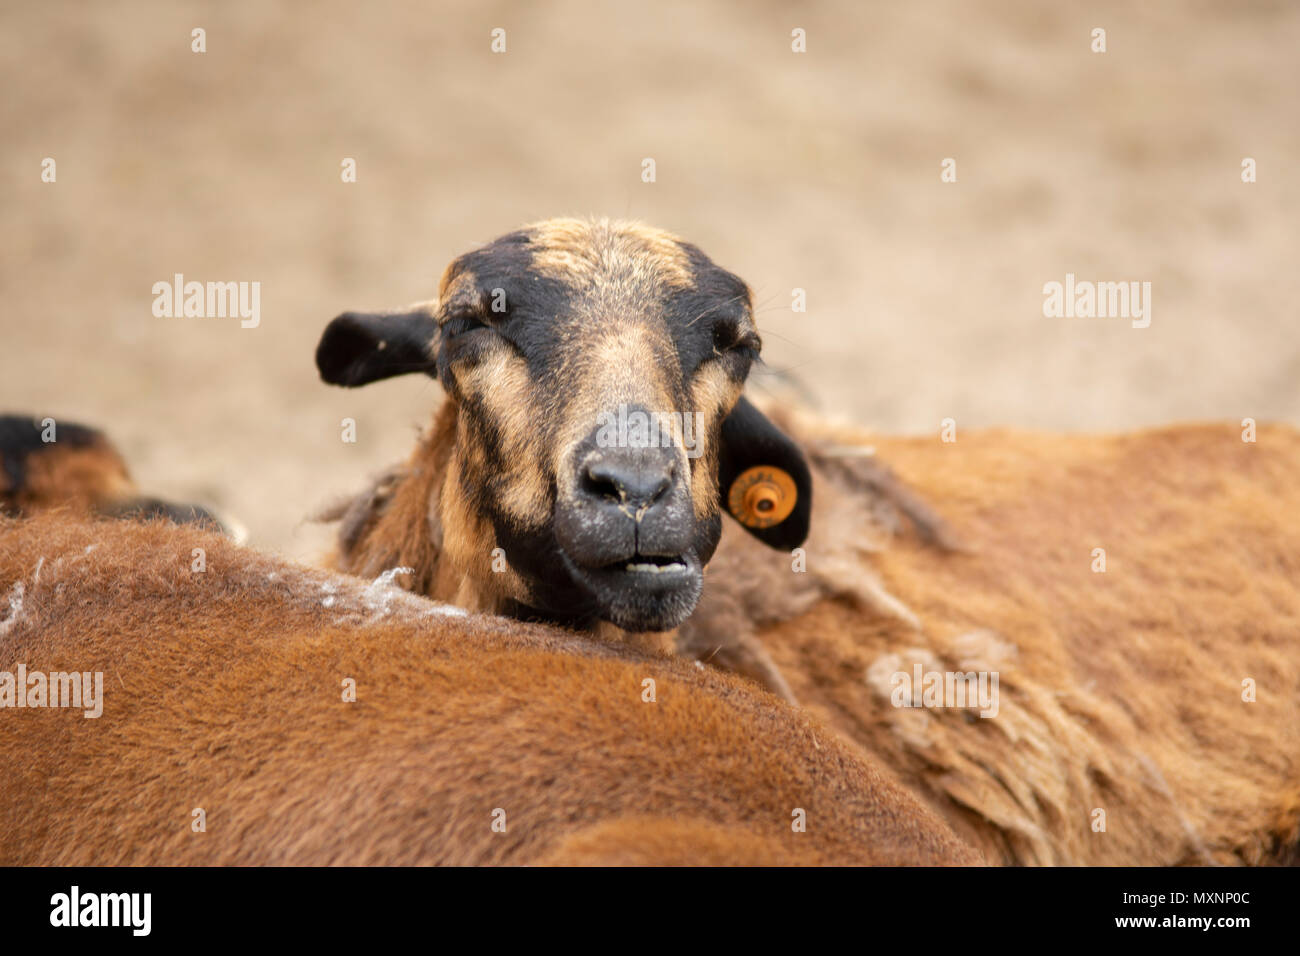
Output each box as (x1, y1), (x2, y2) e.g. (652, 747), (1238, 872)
(717, 396), (812, 549)
(316, 309), (439, 387)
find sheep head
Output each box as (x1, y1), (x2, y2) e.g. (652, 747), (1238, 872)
(316, 218), (810, 632)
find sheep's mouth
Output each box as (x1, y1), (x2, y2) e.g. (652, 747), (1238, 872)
(573, 549), (699, 589)
(557, 548), (703, 631)
(608, 553), (689, 575)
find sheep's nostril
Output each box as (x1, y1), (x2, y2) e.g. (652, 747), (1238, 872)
(651, 472), (672, 502)
(583, 463), (623, 502)
(583, 459), (674, 508)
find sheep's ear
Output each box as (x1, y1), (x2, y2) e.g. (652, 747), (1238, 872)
(717, 396), (811, 549)
(316, 309), (439, 387)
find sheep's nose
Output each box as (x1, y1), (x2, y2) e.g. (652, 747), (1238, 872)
(581, 453), (675, 512)
(555, 410), (696, 569)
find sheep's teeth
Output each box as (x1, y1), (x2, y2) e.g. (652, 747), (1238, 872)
(625, 562), (686, 574)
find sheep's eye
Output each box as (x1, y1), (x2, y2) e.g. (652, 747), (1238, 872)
(442, 313), (489, 339)
(732, 331), (762, 357)
(712, 321), (761, 359)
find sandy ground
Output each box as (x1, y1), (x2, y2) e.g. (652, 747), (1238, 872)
(3, 0), (1297, 557)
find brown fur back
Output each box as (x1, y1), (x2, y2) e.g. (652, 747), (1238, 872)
(0, 512), (978, 865)
(705, 418), (1300, 865)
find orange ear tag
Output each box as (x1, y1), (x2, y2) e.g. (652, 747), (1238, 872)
(727, 466), (798, 529)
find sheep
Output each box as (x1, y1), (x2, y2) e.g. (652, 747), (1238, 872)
(311, 217), (1299, 865)
(0, 413), (233, 534)
(0, 511), (979, 866)
(315, 218), (930, 701)
(700, 410), (1300, 866)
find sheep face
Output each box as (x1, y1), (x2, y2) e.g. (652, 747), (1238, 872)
(317, 219), (810, 632)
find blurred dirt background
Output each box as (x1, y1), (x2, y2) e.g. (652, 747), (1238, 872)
(3, 0), (1297, 557)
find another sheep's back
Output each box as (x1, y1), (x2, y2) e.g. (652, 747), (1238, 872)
(0, 513), (979, 866)
(746, 419), (1300, 865)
